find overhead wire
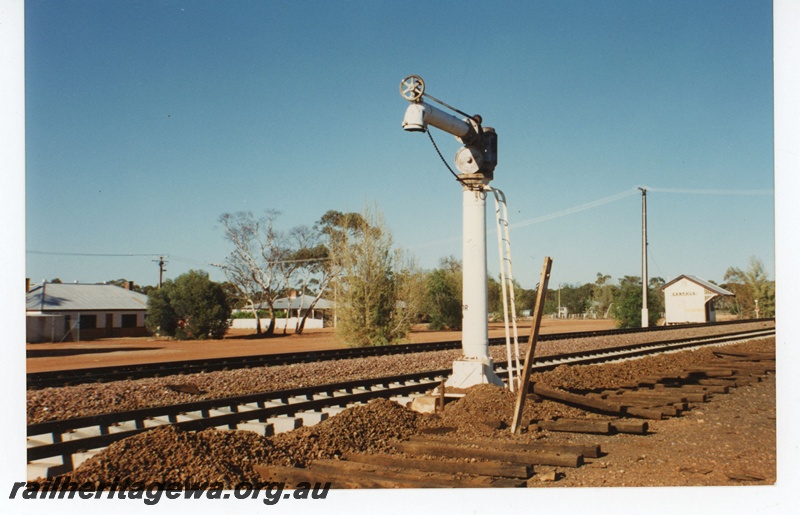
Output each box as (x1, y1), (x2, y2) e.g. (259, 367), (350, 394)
(27, 250), (166, 257)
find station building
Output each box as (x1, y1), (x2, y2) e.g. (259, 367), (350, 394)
(662, 274), (734, 324)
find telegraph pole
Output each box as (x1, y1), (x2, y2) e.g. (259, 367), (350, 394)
(639, 187), (649, 327)
(154, 256), (168, 288)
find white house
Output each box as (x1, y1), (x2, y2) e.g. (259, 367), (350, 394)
(230, 295), (335, 330)
(26, 282), (149, 342)
(662, 275), (733, 324)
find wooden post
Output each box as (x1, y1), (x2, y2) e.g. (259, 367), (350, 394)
(511, 257), (553, 434)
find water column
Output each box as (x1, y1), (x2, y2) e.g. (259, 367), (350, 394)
(444, 184), (504, 389)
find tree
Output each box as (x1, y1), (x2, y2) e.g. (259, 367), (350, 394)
(723, 256), (775, 318)
(328, 205), (424, 346)
(487, 276), (503, 318)
(610, 275), (663, 328)
(216, 210), (294, 336)
(287, 224), (331, 334)
(424, 257), (462, 330)
(146, 270), (231, 340)
(592, 273), (616, 318)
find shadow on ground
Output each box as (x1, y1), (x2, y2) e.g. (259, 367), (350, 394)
(26, 347), (161, 358)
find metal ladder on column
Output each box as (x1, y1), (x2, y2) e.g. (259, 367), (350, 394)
(488, 187), (522, 391)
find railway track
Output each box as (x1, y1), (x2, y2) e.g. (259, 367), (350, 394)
(26, 324), (774, 479)
(27, 318), (772, 389)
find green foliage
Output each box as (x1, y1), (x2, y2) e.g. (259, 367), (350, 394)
(146, 270), (231, 340)
(146, 286), (177, 336)
(488, 276), (530, 319)
(330, 205), (425, 346)
(609, 275), (663, 328)
(592, 273), (616, 318)
(542, 282), (595, 317)
(487, 277), (503, 316)
(425, 261), (462, 330)
(723, 256), (775, 318)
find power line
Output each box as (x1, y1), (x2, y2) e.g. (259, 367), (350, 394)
(27, 250), (167, 257)
(641, 186), (772, 196)
(510, 188), (641, 229)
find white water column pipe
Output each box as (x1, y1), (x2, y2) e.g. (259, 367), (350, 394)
(461, 187), (490, 360)
(445, 185), (505, 390)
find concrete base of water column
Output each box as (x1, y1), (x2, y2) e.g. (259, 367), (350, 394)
(444, 359), (505, 391)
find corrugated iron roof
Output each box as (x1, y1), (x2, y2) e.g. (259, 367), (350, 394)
(662, 275), (734, 297)
(26, 283), (149, 311)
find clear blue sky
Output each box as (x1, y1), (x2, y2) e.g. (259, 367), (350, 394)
(24, 0), (775, 290)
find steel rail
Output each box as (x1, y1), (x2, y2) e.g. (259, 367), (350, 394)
(27, 318), (773, 389)
(27, 326), (775, 474)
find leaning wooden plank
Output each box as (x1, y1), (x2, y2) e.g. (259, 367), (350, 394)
(394, 440), (583, 468)
(511, 257), (553, 434)
(343, 452), (533, 479)
(532, 384), (624, 415)
(408, 435), (602, 459)
(538, 419), (611, 434)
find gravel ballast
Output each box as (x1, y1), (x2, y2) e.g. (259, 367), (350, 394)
(27, 321), (773, 425)
(37, 335), (775, 489)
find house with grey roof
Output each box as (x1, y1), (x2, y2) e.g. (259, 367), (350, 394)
(26, 282), (149, 342)
(230, 293), (335, 330)
(662, 275), (734, 324)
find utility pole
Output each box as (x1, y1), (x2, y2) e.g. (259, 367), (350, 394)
(154, 256), (168, 288)
(557, 284), (562, 318)
(638, 187), (649, 328)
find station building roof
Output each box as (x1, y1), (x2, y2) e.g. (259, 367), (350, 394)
(662, 275), (734, 297)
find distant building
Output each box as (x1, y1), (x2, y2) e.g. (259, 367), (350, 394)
(662, 275), (733, 324)
(230, 294), (335, 330)
(26, 281), (149, 342)
(272, 294), (335, 321)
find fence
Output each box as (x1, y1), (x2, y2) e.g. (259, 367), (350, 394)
(229, 317), (324, 330)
